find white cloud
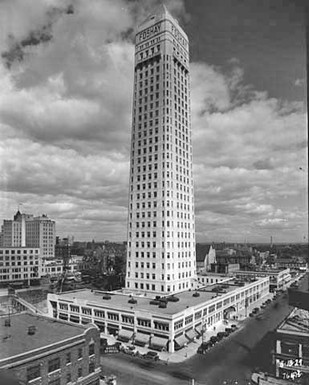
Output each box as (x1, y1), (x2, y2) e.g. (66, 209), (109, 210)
(0, 0), (307, 243)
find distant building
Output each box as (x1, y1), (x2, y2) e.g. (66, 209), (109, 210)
(0, 312), (101, 385)
(0, 211), (56, 260)
(234, 268), (291, 292)
(210, 263), (240, 274)
(276, 256), (307, 271)
(0, 247), (41, 286)
(196, 273), (230, 287)
(55, 237), (72, 268)
(273, 306), (309, 382)
(42, 257), (81, 278)
(196, 244), (216, 272)
(215, 248), (253, 268)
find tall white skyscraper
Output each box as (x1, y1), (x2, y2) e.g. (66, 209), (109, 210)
(125, 5), (196, 295)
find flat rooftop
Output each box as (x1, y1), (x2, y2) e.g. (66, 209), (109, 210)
(53, 277), (266, 317)
(0, 312), (88, 360)
(235, 269), (288, 274)
(278, 307), (309, 335)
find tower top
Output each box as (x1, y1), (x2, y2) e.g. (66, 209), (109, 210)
(138, 3), (181, 31)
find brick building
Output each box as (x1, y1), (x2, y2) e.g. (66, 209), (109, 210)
(0, 312), (101, 385)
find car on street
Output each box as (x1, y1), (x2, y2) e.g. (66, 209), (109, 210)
(143, 351), (159, 361)
(197, 342), (212, 354)
(210, 336), (218, 345)
(216, 332), (226, 340)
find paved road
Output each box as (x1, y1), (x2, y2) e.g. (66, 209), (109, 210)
(101, 291), (295, 385)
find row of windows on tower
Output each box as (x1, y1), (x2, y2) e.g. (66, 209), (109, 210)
(130, 240), (193, 249)
(131, 164), (191, 181)
(138, 44), (161, 61)
(128, 271), (192, 281)
(132, 209), (193, 220)
(130, 230), (193, 239)
(130, 185), (191, 201)
(132, 172), (192, 187)
(128, 220), (194, 231)
(136, 92), (188, 110)
(132, 125), (190, 144)
(132, 199), (192, 210)
(137, 35), (161, 51)
(133, 135), (190, 152)
(133, 179), (193, 196)
(127, 281), (191, 292)
(127, 249), (195, 260)
(132, 144), (190, 161)
(130, 260), (192, 269)
(134, 100), (189, 118)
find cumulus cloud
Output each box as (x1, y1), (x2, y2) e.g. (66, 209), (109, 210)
(0, 0), (307, 242)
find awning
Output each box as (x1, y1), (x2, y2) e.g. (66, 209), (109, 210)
(174, 334), (187, 348)
(149, 336), (168, 350)
(134, 333), (150, 346)
(224, 306), (236, 314)
(117, 329), (133, 342)
(195, 324), (203, 335)
(185, 328), (197, 341)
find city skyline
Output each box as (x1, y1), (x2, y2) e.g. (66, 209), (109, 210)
(0, 0), (307, 244)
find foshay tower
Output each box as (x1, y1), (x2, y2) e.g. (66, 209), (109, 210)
(125, 5), (196, 295)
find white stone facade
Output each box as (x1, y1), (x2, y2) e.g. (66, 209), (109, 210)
(126, 6), (196, 295)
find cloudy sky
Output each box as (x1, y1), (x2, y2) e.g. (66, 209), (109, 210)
(0, 0), (307, 243)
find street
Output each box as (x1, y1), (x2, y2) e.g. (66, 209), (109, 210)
(100, 291), (296, 385)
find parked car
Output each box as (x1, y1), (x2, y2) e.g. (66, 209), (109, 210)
(216, 332), (225, 340)
(143, 351), (159, 361)
(210, 336), (218, 345)
(249, 312), (254, 317)
(225, 327), (233, 334)
(253, 307), (259, 313)
(231, 324), (237, 330)
(197, 342), (211, 354)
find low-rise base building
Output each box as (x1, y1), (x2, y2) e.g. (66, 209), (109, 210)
(48, 276), (269, 353)
(233, 268), (291, 292)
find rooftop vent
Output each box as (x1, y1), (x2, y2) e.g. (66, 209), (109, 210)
(103, 295), (111, 300)
(4, 319), (11, 327)
(28, 325), (36, 335)
(128, 298), (137, 304)
(193, 292), (200, 297)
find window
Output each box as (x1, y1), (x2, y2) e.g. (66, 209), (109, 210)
(48, 357), (60, 373)
(27, 365), (41, 381)
(78, 347), (83, 359)
(78, 368), (83, 378)
(49, 379), (60, 385)
(66, 352), (71, 364)
(66, 372), (71, 383)
(89, 362), (95, 374)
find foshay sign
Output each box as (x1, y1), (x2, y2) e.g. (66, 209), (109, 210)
(137, 22), (162, 42)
